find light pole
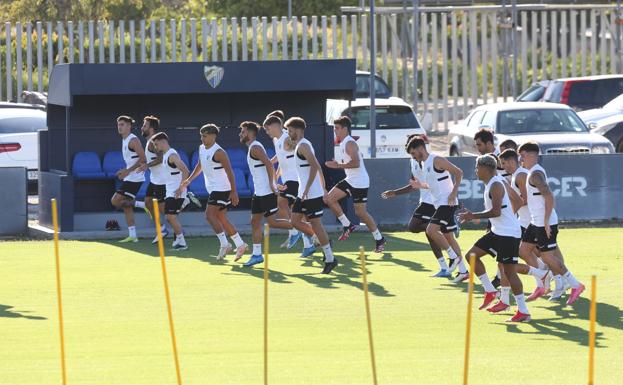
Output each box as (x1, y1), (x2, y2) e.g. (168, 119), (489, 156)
(288, 0), (292, 20)
(412, 0), (419, 114)
(370, 0), (377, 158)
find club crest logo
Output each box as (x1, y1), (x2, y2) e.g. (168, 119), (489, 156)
(204, 65), (224, 88)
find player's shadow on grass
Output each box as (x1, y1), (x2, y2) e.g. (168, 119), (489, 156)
(536, 297), (623, 333)
(0, 304), (46, 320)
(287, 253), (395, 297)
(499, 317), (605, 347)
(225, 264), (293, 284)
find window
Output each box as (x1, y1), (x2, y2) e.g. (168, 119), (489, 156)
(466, 110), (485, 129)
(355, 76), (392, 98)
(347, 105), (420, 129)
(497, 109), (587, 134)
(0, 116), (46, 133)
(480, 111), (496, 129)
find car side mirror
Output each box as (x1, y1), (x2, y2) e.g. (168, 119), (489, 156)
(588, 122), (598, 130)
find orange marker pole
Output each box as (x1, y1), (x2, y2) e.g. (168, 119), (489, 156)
(153, 199), (183, 385)
(51, 199), (67, 385)
(462, 254), (476, 385)
(263, 223), (270, 385)
(359, 246), (378, 385)
(588, 275), (597, 385)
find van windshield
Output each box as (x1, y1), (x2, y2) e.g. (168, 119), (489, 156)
(348, 106), (420, 129)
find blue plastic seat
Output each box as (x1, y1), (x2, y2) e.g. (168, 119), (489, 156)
(227, 148), (247, 172)
(136, 170), (151, 200)
(103, 151), (126, 179)
(234, 168), (251, 197)
(189, 176), (209, 198)
(177, 149), (191, 170)
(72, 152), (106, 180)
(191, 150), (200, 169)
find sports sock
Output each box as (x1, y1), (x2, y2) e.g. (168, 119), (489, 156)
(371, 229), (382, 241)
(446, 247), (458, 260)
(501, 286), (511, 305)
(478, 273), (496, 292)
(321, 244), (335, 262)
(288, 229), (299, 237)
(231, 233), (244, 248)
(135, 201), (145, 209)
(437, 257), (449, 270)
(563, 271), (581, 289)
(252, 243), (262, 255)
(303, 234), (313, 248)
(176, 233), (186, 245)
(216, 232), (228, 247)
(128, 226), (137, 238)
(337, 214), (351, 227)
(536, 258), (548, 270)
(514, 293), (529, 314)
(553, 274), (564, 292)
(528, 266), (547, 279)
(457, 258), (468, 274)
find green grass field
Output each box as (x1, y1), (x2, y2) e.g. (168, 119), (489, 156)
(1, 228), (622, 385)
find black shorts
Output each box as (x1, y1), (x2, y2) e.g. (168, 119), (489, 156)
(522, 224), (559, 252)
(430, 205), (458, 233)
(521, 226), (527, 237)
(208, 191), (231, 210)
(145, 183), (166, 202)
(335, 180), (368, 203)
(164, 197), (184, 215)
(279, 180), (299, 205)
(474, 231), (521, 264)
(251, 193), (278, 217)
(412, 202), (436, 222)
(116, 181), (143, 200)
(292, 197), (324, 219)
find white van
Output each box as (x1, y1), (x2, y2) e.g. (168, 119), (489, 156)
(326, 97), (427, 159)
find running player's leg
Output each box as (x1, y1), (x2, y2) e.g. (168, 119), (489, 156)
(214, 208), (247, 259)
(204, 204), (231, 259)
(111, 182), (141, 241)
(164, 198), (187, 250)
(444, 231), (468, 279)
(353, 202), (386, 252)
(325, 183), (356, 240)
(466, 235), (497, 309)
(488, 264), (512, 313)
(243, 212), (265, 267)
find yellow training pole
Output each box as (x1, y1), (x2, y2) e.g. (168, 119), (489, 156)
(359, 246), (378, 385)
(588, 275), (597, 385)
(51, 199), (67, 385)
(153, 199), (183, 385)
(463, 253), (476, 385)
(263, 223), (270, 385)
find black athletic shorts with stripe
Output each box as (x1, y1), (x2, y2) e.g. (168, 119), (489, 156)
(335, 180), (369, 204)
(522, 224), (559, 252)
(208, 191), (232, 210)
(412, 202), (436, 222)
(292, 197), (324, 219)
(474, 231), (521, 264)
(117, 181), (143, 200)
(279, 181), (299, 206)
(252, 193), (279, 217)
(145, 183), (166, 202)
(430, 205), (458, 233)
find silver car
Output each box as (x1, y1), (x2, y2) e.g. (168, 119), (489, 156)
(448, 102), (614, 156)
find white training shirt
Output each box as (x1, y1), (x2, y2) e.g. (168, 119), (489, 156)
(273, 131), (298, 182)
(526, 163), (559, 227)
(510, 166), (531, 228)
(247, 140), (273, 196)
(339, 135), (370, 188)
(162, 148), (186, 198)
(295, 138), (324, 200)
(145, 138), (166, 185)
(483, 175), (521, 238)
(199, 143), (231, 193)
(410, 158), (434, 205)
(422, 153), (454, 208)
(121, 133), (145, 183)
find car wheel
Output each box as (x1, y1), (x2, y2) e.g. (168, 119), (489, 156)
(449, 146), (460, 156)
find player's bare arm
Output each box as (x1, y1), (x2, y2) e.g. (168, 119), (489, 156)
(434, 156), (463, 205)
(459, 182), (504, 222)
(325, 141), (360, 169)
(530, 170), (555, 235)
(215, 149), (239, 206)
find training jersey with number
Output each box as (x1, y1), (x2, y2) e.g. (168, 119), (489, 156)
(422, 153), (454, 208)
(526, 164), (558, 226)
(247, 140), (273, 196)
(145, 138), (166, 185)
(122, 133), (145, 182)
(484, 175), (521, 238)
(510, 167), (531, 228)
(199, 143), (231, 193)
(339, 135), (370, 188)
(162, 148), (186, 198)
(410, 158), (434, 205)
(274, 131), (298, 183)
(295, 138), (324, 199)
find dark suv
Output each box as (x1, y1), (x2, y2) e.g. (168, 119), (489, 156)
(517, 75), (623, 111)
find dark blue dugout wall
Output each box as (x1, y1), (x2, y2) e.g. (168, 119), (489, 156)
(42, 60), (356, 221)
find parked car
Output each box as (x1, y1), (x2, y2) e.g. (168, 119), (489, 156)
(516, 75), (623, 111)
(0, 107), (47, 185)
(448, 102), (614, 156)
(326, 97), (427, 159)
(579, 93), (623, 153)
(355, 71), (392, 99)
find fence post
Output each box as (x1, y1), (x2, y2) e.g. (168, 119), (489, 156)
(292, 17), (298, 60)
(252, 17), (258, 61)
(202, 18), (208, 62)
(242, 17), (248, 61)
(57, 21), (64, 65)
(212, 18), (218, 62)
(129, 20), (135, 63)
(17, 22), (23, 101)
(67, 21), (74, 64)
(88, 21), (95, 64)
(262, 17), (268, 61)
(181, 19), (187, 62)
(160, 19), (166, 62)
(322, 15), (328, 59)
(150, 20), (157, 63)
(590, 10), (596, 74)
(27, 22), (33, 92)
(119, 20), (125, 63)
(108, 20), (114, 63)
(37, 21), (43, 92)
(78, 21), (85, 63)
(140, 20), (146, 63)
(331, 15), (337, 58)
(171, 19), (177, 62)
(302, 16), (308, 60)
(191, 18), (198, 62)
(281, 16), (288, 60)
(481, 12), (488, 105)
(271, 16), (278, 60)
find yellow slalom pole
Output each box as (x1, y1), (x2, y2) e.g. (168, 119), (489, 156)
(263, 223), (270, 385)
(588, 275), (597, 385)
(359, 246), (378, 385)
(51, 199), (67, 385)
(153, 199), (183, 385)
(463, 253), (476, 385)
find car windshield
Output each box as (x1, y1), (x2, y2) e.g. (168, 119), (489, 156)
(517, 84), (546, 102)
(497, 109), (588, 134)
(348, 105), (420, 129)
(355, 76), (392, 98)
(0, 116), (46, 133)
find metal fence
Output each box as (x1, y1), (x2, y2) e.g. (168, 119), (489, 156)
(2, 4), (622, 129)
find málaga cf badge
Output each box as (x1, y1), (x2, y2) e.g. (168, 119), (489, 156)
(204, 65), (224, 88)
